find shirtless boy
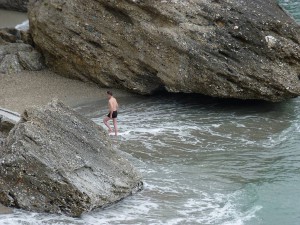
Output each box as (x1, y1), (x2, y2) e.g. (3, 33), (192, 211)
(103, 90), (118, 136)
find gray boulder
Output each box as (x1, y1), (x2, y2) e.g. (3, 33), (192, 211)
(0, 0), (28, 12)
(0, 28), (44, 74)
(0, 100), (143, 217)
(28, 0), (300, 102)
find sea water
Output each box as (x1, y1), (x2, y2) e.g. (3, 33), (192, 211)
(1, 95), (299, 225)
(0, 9), (27, 28)
(279, 0), (300, 22)
(1, 0), (300, 224)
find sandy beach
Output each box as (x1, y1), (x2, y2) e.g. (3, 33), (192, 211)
(0, 70), (135, 113)
(0, 204), (12, 214)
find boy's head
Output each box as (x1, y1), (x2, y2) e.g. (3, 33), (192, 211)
(107, 90), (113, 97)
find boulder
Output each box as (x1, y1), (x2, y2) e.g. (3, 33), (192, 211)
(28, 0), (300, 102)
(0, 0), (28, 12)
(0, 28), (44, 74)
(0, 100), (143, 217)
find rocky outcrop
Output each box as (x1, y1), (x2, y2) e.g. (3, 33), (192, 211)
(0, 100), (143, 217)
(28, 0), (300, 102)
(0, 28), (44, 74)
(0, 0), (28, 12)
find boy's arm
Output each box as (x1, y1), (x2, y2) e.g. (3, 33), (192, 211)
(108, 101), (113, 118)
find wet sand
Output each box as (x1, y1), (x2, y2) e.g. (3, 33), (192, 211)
(0, 70), (135, 113)
(0, 203), (12, 214)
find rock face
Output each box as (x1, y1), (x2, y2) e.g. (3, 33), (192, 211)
(0, 28), (45, 74)
(0, 100), (143, 217)
(0, 0), (28, 12)
(28, 0), (300, 102)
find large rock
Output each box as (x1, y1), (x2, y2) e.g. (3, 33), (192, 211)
(0, 0), (28, 12)
(0, 28), (44, 74)
(28, 0), (300, 102)
(0, 100), (143, 217)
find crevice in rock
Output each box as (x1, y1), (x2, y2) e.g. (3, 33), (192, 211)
(22, 110), (29, 121)
(231, 34), (252, 45)
(87, 40), (103, 49)
(139, 5), (178, 27)
(215, 19), (225, 28)
(216, 72), (237, 84)
(104, 4), (134, 25)
(8, 192), (19, 208)
(24, 134), (39, 146)
(218, 49), (240, 63)
(151, 85), (167, 95)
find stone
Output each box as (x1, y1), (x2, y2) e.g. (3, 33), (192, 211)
(0, 28), (22, 43)
(0, 0), (28, 12)
(28, 0), (300, 102)
(265, 35), (277, 49)
(0, 100), (143, 217)
(0, 54), (23, 73)
(0, 28), (32, 45)
(18, 50), (45, 70)
(0, 28), (45, 74)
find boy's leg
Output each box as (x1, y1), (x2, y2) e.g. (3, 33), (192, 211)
(103, 116), (112, 133)
(113, 118), (118, 136)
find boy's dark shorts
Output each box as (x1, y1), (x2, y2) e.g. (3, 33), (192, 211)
(107, 111), (118, 118)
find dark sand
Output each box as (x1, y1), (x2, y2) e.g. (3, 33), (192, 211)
(0, 204), (13, 214)
(0, 70), (135, 113)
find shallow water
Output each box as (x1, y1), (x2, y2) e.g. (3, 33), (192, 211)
(0, 9), (27, 28)
(279, 0), (300, 22)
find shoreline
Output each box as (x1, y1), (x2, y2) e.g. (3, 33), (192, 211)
(0, 70), (136, 113)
